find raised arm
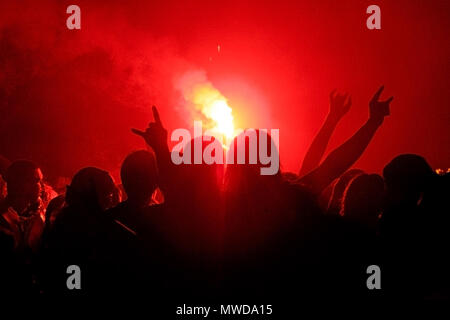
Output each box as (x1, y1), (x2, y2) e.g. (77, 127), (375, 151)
(299, 86), (393, 193)
(132, 106), (173, 195)
(299, 90), (352, 177)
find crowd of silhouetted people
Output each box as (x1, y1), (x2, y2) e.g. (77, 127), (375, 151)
(0, 86), (449, 302)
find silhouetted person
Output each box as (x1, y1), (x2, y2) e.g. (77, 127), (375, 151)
(222, 86), (393, 299)
(322, 173), (384, 298)
(327, 168), (364, 216)
(177, 136), (224, 249)
(171, 136), (225, 297)
(0, 160), (46, 251)
(299, 90), (352, 177)
(299, 86), (393, 194)
(133, 107), (224, 298)
(380, 154), (434, 243)
(341, 173), (384, 229)
(383, 154), (433, 210)
(223, 129), (321, 299)
(104, 150), (170, 295)
(109, 150), (159, 232)
(41, 167), (126, 294)
(379, 154), (435, 298)
(294, 85), (392, 299)
(0, 160), (47, 295)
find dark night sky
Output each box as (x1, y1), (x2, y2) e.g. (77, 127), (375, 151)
(0, 0), (448, 183)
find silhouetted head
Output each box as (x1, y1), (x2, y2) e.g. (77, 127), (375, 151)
(120, 150), (158, 206)
(224, 130), (304, 254)
(171, 135), (225, 248)
(4, 160), (44, 213)
(225, 129), (280, 198)
(181, 136), (224, 200)
(383, 154), (434, 207)
(328, 168), (364, 214)
(66, 167), (118, 211)
(341, 173), (385, 227)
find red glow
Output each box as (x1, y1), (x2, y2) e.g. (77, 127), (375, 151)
(0, 0), (448, 183)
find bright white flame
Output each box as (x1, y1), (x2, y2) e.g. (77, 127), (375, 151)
(176, 70), (236, 142)
(202, 99), (234, 140)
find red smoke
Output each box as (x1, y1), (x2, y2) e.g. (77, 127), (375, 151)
(0, 0), (448, 184)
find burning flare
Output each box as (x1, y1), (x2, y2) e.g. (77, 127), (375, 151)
(176, 70), (235, 142)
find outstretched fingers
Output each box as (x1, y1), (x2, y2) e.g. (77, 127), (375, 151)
(131, 128), (146, 137)
(384, 96), (394, 104)
(371, 85), (385, 103)
(382, 96), (394, 116)
(152, 105), (163, 126)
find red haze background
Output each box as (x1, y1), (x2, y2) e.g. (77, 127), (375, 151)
(0, 0), (448, 183)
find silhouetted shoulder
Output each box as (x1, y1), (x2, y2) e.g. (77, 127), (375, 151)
(106, 201), (166, 238)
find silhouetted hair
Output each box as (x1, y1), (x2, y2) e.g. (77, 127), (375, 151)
(383, 154), (434, 190)
(120, 150), (158, 200)
(341, 173), (384, 220)
(181, 136), (224, 192)
(4, 159), (41, 184)
(328, 168), (364, 215)
(66, 167), (117, 210)
(225, 129), (280, 196)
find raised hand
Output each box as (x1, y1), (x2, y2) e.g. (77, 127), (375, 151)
(132, 106), (168, 152)
(300, 87), (393, 192)
(329, 89), (352, 121)
(299, 89), (352, 176)
(369, 86), (393, 125)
